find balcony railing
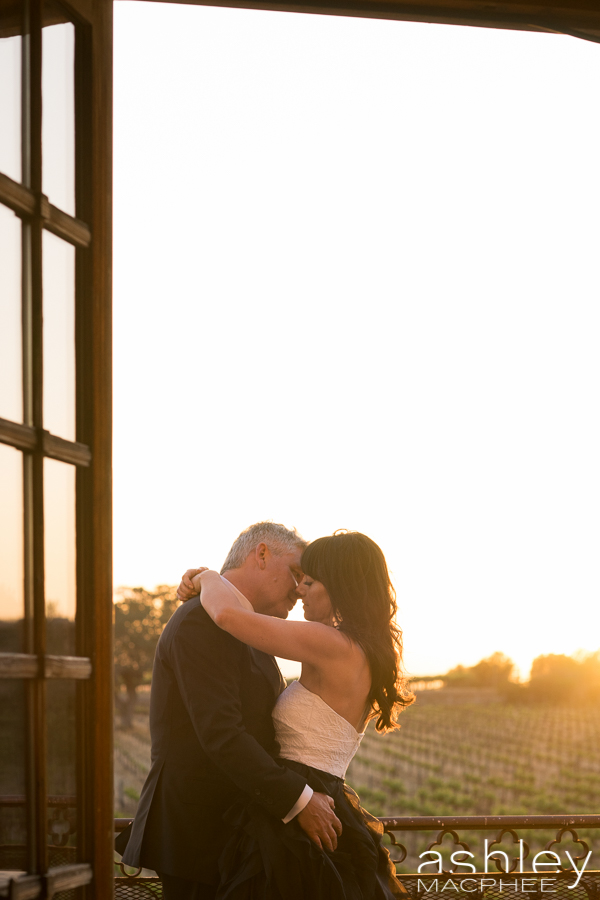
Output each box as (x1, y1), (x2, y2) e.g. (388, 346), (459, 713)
(113, 814), (600, 900)
(0, 795), (87, 900)
(2, 800), (599, 899)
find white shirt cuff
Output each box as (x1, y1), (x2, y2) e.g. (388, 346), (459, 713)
(282, 784), (313, 824)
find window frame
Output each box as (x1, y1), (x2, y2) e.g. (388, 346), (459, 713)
(0, 0), (113, 896)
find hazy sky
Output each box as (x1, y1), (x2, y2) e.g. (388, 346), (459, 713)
(112, 3), (600, 679)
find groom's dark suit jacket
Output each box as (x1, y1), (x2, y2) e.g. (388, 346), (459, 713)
(117, 595), (307, 884)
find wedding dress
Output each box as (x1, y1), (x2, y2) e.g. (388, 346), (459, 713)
(272, 679), (366, 776)
(216, 680), (405, 900)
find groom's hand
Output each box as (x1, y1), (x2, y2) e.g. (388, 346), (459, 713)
(296, 792), (342, 852)
(176, 568), (208, 602)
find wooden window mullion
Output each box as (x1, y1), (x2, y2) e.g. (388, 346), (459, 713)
(30, 386), (47, 880)
(28, 0), (47, 877)
(0, 654), (93, 678)
(73, 16), (95, 882)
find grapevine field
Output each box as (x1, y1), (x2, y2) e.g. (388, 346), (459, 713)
(114, 686), (152, 817)
(346, 688), (600, 872)
(115, 687), (600, 872)
(346, 688), (600, 819)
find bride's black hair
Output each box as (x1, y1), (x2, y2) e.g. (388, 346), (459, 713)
(301, 531), (414, 732)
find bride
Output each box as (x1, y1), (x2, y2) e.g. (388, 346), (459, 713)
(184, 530), (413, 900)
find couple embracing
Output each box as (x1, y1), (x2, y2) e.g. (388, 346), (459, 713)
(116, 522), (414, 900)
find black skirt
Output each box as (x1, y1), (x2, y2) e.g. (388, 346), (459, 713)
(216, 760), (406, 900)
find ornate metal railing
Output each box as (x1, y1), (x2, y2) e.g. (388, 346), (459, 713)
(0, 795), (78, 869)
(114, 818), (161, 899)
(2, 802), (599, 899)
(113, 815), (600, 900)
(379, 815), (600, 898)
(0, 795), (85, 900)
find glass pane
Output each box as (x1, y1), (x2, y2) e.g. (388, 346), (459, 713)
(43, 230), (75, 441)
(44, 458), (76, 656)
(42, 2), (75, 215)
(0, 681), (28, 871)
(0, 0), (22, 182)
(0, 203), (23, 422)
(0, 444), (24, 653)
(47, 680), (77, 866)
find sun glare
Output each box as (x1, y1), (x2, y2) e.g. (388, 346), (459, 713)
(112, 4), (600, 679)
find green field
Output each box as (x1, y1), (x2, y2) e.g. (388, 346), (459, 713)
(114, 686), (152, 817)
(116, 687), (600, 819)
(115, 687), (600, 872)
(346, 688), (600, 818)
(346, 688), (600, 872)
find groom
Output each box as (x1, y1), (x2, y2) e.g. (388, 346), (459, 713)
(117, 522), (342, 900)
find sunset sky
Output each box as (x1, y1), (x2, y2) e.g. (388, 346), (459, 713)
(110, 4), (600, 679)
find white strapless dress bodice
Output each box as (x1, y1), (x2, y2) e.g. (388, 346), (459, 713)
(272, 680), (365, 779)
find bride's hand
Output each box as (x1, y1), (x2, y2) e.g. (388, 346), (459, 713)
(198, 571), (253, 625)
(176, 567), (209, 602)
(191, 569), (208, 594)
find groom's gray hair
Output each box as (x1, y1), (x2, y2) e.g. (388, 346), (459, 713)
(220, 522), (307, 574)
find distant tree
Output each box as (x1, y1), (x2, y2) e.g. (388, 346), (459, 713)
(46, 603), (76, 655)
(444, 664), (469, 685)
(445, 652), (515, 689)
(528, 654), (580, 702)
(114, 585), (179, 728)
(579, 651), (600, 701)
(0, 619), (23, 653)
(528, 651), (600, 703)
(471, 652), (515, 687)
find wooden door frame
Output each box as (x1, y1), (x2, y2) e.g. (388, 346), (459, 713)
(125, 0), (600, 42)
